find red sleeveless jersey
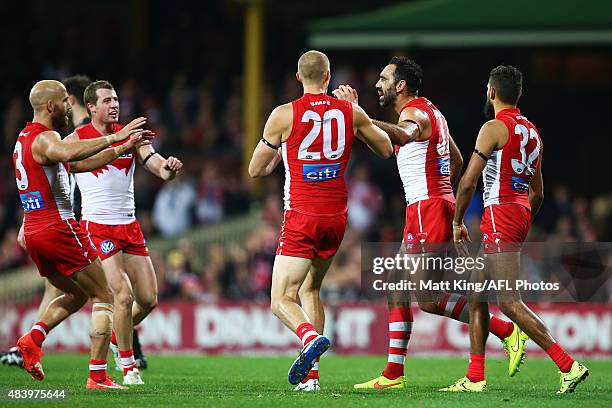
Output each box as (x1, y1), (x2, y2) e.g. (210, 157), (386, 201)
(13, 122), (74, 234)
(281, 93), (356, 216)
(395, 97), (454, 204)
(482, 107), (542, 209)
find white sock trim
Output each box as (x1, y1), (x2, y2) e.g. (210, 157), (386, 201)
(89, 363), (107, 371)
(300, 330), (319, 344)
(32, 324), (47, 338)
(121, 356), (136, 368)
(387, 354), (406, 364)
(444, 293), (462, 317)
(389, 338), (409, 348)
(389, 322), (412, 331)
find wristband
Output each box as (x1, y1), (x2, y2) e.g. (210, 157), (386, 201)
(452, 220), (462, 228)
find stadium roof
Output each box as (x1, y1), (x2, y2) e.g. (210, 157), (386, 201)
(307, 0), (612, 48)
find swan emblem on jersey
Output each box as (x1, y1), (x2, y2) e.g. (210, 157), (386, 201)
(91, 154), (133, 178)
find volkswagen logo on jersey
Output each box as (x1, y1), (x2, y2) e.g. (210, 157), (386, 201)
(302, 163), (341, 181)
(100, 240), (116, 254)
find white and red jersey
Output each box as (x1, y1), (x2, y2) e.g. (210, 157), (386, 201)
(13, 122), (74, 234)
(395, 97), (454, 205)
(482, 108), (542, 209)
(73, 123), (136, 225)
(281, 93), (356, 216)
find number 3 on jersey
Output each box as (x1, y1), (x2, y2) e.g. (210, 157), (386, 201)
(298, 109), (346, 160)
(14, 141), (29, 190)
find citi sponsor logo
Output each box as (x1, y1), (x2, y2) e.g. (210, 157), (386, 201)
(438, 157), (450, 176)
(19, 191), (45, 212)
(302, 163), (341, 181)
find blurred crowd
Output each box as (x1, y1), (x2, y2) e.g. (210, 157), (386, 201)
(1, 69), (611, 303)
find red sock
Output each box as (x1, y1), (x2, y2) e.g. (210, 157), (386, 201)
(110, 330), (117, 346)
(119, 348), (137, 375)
(89, 359), (107, 383)
(30, 322), (49, 347)
(489, 316), (514, 340)
(301, 357), (320, 383)
(382, 306), (413, 380)
(546, 343), (575, 373)
(296, 322), (319, 346)
(466, 353), (485, 382)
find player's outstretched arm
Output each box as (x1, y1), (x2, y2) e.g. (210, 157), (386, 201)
(528, 147), (544, 221)
(136, 143), (183, 181)
(453, 120), (506, 253)
(353, 104), (393, 158)
(32, 117), (148, 165)
(67, 131), (154, 173)
(248, 104), (291, 178)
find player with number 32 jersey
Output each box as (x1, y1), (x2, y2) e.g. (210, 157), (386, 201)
(480, 107), (542, 253)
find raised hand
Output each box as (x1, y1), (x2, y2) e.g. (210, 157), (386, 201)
(332, 85), (358, 104)
(114, 117), (148, 142)
(164, 156), (183, 172)
(123, 130), (155, 152)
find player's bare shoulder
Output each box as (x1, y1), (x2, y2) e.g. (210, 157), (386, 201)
(266, 102), (293, 141)
(270, 103), (293, 125)
(479, 119), (508, 147)
(31, 130), (62, 164)
(399, 106), (429, 126)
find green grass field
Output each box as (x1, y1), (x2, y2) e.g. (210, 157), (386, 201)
(1, 354), (611, 407)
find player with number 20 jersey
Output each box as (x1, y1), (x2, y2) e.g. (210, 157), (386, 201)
(278, 92), (354, 260)
(248, 50), (392, 391)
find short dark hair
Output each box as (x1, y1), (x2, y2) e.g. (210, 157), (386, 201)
(62, 75), (91, 107)
(489, 65), (522, 105)
(388, 56), (423, 95)
(84, 80), (115, 111)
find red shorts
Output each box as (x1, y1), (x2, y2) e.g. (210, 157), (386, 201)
(82, 220), (149, 260)
(404, 198), (455, 254)
(480, 204), (531, 254)
(25, 218), (98, 277)
(276, 210), (347, 260)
